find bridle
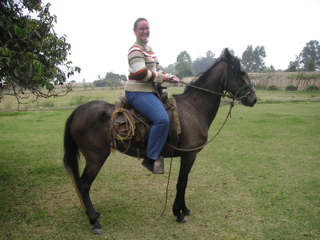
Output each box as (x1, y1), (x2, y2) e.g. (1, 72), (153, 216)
(168, 61), (255, 152)
(222, 58), (255, 101)
(181, 60), (255, 102)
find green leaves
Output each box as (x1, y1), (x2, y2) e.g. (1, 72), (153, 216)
(92, 72), (124, 88)
(241, 45), (266, 73)
(175, 51), (193, 78)
(45, 79), (54, 92)
(297, 40), (320, 71)
(0, 0), (80, 109)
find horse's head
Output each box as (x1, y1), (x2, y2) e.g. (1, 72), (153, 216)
(221, 49), (257, 107)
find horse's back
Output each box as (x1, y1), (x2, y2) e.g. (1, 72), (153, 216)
(72, 100), (114, 124)
(70, 100), (114, 150)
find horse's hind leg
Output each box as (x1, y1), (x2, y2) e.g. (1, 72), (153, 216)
(79, 151), (109, 235)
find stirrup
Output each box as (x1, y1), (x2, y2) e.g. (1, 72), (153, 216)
(153, 156), (164, 174)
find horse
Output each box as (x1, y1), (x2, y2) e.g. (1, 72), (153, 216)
(63, 48), (257, 234)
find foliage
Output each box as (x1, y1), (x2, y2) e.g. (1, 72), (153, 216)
(306, 60), (316, 71)
(287, 61), (298, 72)
(69, 95), (90, 105)
(288, 40), (320, 71)
(93, 72), (125, 88)
(267, 85), (278, 91)
(241, 45), (266, 72)
(159, 63), (178, 75)
(41, 99), (54, 107)
(192, 50), (216, 75)
(305, 85), (319, 92)
(253, 84), (266, 90)
(297, 72), (320, 80)
(176, 69), (193, 79)
(0, 0), (81, 109)
(266, 67), (276, 81)
(286, 72), (320, 90)
(285, 85), (298, 91)
(175, 51), (193, 77)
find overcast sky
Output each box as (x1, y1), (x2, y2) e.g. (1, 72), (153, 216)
(45, 0), (320, 82)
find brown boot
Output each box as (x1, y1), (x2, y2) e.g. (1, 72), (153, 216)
(153, 156), (164, 174)
(142, 157), (154, 173)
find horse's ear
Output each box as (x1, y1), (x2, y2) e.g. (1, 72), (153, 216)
(223, 48), (233, 61)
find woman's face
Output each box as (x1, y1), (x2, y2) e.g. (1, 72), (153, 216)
(134, 20), (150, 43)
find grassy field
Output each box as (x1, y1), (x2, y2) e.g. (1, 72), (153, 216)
(0, 87), (319, 239)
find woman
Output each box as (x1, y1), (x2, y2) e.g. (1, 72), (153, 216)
(125, 18), (181, 174)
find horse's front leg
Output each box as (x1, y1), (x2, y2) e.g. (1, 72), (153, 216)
(173, 152), (196, 223)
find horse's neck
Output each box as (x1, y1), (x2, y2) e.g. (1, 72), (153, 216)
(186, 90), (221, 123)
(179, 65), (225, 126)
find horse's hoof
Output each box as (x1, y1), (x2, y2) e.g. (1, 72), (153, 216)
(177, 216), (189, 223)
(183, 210), (192, 216)
(98, 214), (105, 218)
(93, 228), (103, 235)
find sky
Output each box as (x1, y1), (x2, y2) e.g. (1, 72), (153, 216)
(44, 0), (320, 82)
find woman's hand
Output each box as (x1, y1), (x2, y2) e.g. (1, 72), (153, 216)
(163, 75), (181, 83)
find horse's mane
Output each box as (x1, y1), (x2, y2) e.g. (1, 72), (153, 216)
(182, 53), (241, 94)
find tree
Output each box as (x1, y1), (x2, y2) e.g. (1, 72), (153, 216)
(0, 0), (80, 109)
(287, 60), (299, 72)
(159, 63), (178, 75)
(269, 65), (276, 72)
(93, 72), (124, 88)
(175, 51), (193, 79)
(241, 45), (266, 72)
(295, 40), (320, 71)
(192, 50), (216, 75)
(241, 45), (254, 71)
(306, 61), (315, 71)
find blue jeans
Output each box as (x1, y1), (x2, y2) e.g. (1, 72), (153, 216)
(125, 91), (169, 160)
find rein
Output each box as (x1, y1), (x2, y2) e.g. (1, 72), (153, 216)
(167, 71), (254, 151)
(114, 64), (254, 153)
(181, 77), (254, 101)
(127, 81), (237, 152)
(165, 98), (235, 152)
(127, 76), (248, 152)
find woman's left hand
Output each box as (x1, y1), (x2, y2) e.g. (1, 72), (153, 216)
(165, 75), (181, 83)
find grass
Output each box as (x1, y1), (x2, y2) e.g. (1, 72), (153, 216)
(0, 88), (319, 239)
(1, 86), (319, 111)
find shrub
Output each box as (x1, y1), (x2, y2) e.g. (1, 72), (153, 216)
(305, 85), (319, 92)
(43, 100), (55, 107)
(70, 96), (89, 105)
(285, 85), (298, 91)
(254, 84), (266, 90)
(267, 85), (278, 91)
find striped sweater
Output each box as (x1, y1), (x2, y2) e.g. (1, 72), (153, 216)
(125, 39), (172, 92)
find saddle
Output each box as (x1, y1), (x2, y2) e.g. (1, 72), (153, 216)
(110, 85), (181, 154)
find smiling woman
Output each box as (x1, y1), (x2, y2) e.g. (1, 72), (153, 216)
(125, 17), (181, 174)
(133, 18), (150, 43)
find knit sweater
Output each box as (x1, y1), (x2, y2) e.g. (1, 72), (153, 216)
(125, 39), (172, 92)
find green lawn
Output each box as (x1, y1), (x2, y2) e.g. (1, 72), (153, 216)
(0, 88), (319, 239)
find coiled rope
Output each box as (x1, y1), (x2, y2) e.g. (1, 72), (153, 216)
(110, 108), (136, 153)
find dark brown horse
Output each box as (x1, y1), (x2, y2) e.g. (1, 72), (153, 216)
(63, 49), (257, 234)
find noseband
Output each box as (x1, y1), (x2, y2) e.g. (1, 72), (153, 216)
(222, 59), (255, 101)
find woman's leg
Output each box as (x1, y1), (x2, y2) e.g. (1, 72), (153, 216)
(126, 91), (169, 160)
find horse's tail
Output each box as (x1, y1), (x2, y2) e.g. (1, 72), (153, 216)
(63, 112), (85, 210)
